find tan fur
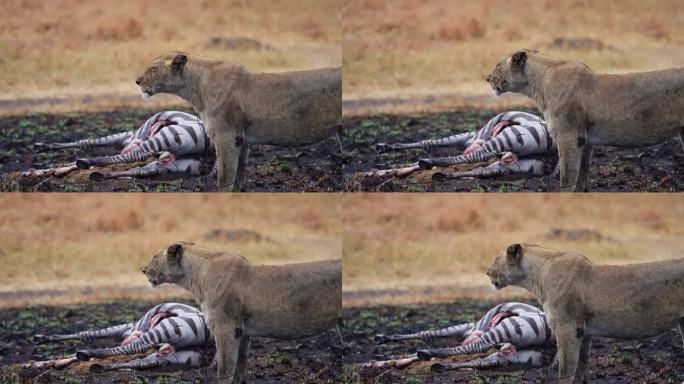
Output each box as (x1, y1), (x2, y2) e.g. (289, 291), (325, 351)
(487, 243), (684, 384)
(486, 50), (684, 191)
(142, 242), (341, 383)
(136, 51), (342, 191)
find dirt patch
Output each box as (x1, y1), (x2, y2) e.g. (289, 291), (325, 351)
(342, 108), (684, 192)
(0, 108), (343, 192)
(342, 300), (684, 383)
(0, 299), (342, 384)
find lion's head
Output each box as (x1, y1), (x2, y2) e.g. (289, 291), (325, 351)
(135, 51), (189, 100)
(486, 243), (527, 290)
(485, 50), (530, 96)
(142, 242), (188, 287)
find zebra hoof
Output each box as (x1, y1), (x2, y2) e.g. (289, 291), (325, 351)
(416, 350), (433, 361)
(432, 172), (448, 182)
(89, 172), (105, 181)
(374, 334), (388, 343)
(376, 143), (389, 152)
(89, 363), (105, 373)
(75, 351), (91, 361)
(34, 143), (47, 152)
(75, 159), (92, 169)
(430, 363), (447, 372)
(418, 159), (434, 170)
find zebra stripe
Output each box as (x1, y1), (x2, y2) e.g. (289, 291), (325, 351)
(417, 313), (552, 359)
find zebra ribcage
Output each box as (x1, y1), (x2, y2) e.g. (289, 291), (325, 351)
(422, 315), (551, 357)
(78, 315), (211, 358)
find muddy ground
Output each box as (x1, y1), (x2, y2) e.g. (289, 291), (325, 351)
(343, 109), (684, 192)
(0, 108), (343, 192)
(342, 299), (684, 383)
(0, 299), (342, 384)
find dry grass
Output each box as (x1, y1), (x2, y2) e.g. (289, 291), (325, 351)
(0, 0), (341, 113)
(342, 194), (684, 305)
(0, 194), (341, 307)
(343, 0), (684, 103)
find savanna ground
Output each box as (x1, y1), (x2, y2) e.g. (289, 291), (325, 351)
(0, 108), (344, 192)
(0, 195), (342, 382)
(0, 0), (342, 192)
(341, 299), (684, 384)
(341, 195), (684, 382)
(0, 299), (342, 384)
(342, 108), (684, 192)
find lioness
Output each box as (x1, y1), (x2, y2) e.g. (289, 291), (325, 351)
(142, 242), (341, 383)
(486, 50), (684, 191)
(487, 243), (684, 384)
(135, 51), (342, 191)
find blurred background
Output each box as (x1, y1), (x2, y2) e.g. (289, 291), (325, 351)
(343, 0), (684, 114)
(342, 194), (684, 306)
(0, 0), (341, 115)
(0, 194), (342, 308)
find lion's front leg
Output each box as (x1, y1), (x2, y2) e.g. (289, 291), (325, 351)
(234, 335), (251, 383)
(213, 325), (241, 384)
(214, 135), (241, 192)
(555, 325), (583, 384)
(234, 144), (250, 192)
(573, 336), (592, 384)
(576, 145), (593, 192)
(552, 120), (584, 192)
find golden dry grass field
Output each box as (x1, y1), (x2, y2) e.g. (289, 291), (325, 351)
(0, 0), (341, 114)
(0, 194), (342, 307)
(343, 0), (684, 110)
(342, 194), (684, 306)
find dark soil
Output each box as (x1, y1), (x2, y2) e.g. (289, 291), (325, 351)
(342, 109), (684, 192)
(342, 299), (684, 383)
(0, 299), (342, 383)
(0, 108), (343, 192)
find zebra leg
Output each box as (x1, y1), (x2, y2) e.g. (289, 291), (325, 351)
(90, 350), (203, 372)
(34, 132), (133, 152)
(89, 158), (202, 181)
(76, 338), (156, 360)
(363, 354), (419, 369)
(75, 147), (155, 169)
(377, 132), (475, 152)
(433, 158), (545, 181)
(375, 323), (474, 343)
(431, 349), (544, 372)
(36, 323), (133, 343)
(418, 145), (498, 169)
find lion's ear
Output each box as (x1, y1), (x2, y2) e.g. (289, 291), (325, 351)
(171, 53), (187, 75)
(510, 50), (527, 70)
(167, 243), (184, 262)
(506, 243), (523, 262)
